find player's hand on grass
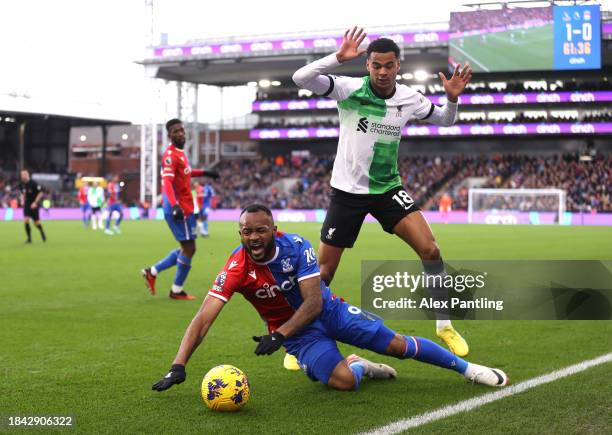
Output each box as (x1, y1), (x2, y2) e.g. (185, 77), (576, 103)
(439, 63), (472, 103)
(203, 170), (220, 180)
(152, 364), (186, 391)
(253, 331), (285, 355)
(172, 204), (184, 221)
(336, 26), (367, 63)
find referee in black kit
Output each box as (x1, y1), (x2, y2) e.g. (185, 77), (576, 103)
(20, 169), (46, 243)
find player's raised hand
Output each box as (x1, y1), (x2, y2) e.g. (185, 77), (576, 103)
(152, 364), (186, 391)
(438, 63), (472, 103)
(172, 204), (184, 221)
(336, 26), (367, 63)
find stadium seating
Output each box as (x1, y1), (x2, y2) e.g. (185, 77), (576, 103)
(210, 153), (611, 212)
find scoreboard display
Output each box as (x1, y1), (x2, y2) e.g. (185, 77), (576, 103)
(449, 4), (602, 72)
(553, 5), (601, 70)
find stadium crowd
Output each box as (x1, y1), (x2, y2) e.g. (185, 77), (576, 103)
(3, 153), (608, 213)
(0, 177), (78, 208)
(210, 152), (611, 213)
(449, 5), (552, 33)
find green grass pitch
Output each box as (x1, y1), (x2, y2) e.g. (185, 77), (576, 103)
(1, 220), (611, 433)
(450, 24), (554, 72)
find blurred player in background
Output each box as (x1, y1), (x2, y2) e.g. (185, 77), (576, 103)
(195, 181), (215, 237)
(78, 181), (90, 227)
(20, 169), (46, 243)
(87, 181), (105, 230)
(439, 192), (452, 224)
(141, 119), (219, 300)
(105, 175), (123, 235)
(152, 205), (507, 392)
(293, 27), (472, 357)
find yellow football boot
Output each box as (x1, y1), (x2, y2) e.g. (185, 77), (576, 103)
(283, 353), (301, 371)
(436, 325), (469, 357)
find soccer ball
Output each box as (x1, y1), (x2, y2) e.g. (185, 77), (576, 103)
(201, 365), (250, 412)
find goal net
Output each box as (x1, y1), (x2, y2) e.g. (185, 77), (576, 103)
(468, 188), (567, 225)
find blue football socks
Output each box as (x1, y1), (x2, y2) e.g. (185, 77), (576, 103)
(402, 335), (468, 374)
(348, 361), (365, 390)
(153, 249), (180, 274)
(174, 254), (192, 287)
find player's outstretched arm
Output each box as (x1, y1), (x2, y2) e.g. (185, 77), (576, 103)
(191, 169), (220, 180)
(438, 63), (472, 103)
(152, 295), (225, 391)
(292, 26), (366, 94)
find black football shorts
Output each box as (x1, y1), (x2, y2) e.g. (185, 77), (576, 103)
(320, 186), (420, 248)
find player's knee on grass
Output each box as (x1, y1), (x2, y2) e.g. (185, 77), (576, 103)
(327, 361), (356, 391)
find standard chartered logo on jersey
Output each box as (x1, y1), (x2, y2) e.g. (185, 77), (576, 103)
(356, 117), (401, 137)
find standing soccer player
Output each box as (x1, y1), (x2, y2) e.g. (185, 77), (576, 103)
(77, 182), (90, 227)
(87, 181), (105, 230)
(20, 169), (46, 243)
(292, 28), (473, 356)
(199, 182), (215, 236)
(104, 175), (123, 235)
(141, 118), (219, 300)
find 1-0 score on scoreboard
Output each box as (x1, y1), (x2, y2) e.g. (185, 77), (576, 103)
(553, 5), (601, 70)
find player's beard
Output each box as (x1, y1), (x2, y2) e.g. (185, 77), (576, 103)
(243, 238), (275, 262)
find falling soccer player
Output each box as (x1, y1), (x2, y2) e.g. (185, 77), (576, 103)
(141, 118), (219, 300)
(292, 27), (473, 356)
(152, 205), (507, 392)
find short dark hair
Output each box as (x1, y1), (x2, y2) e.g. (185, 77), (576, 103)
(165, 118), (182, 133)
(367, 38), (400, 58)
(240, 203), (273, 218)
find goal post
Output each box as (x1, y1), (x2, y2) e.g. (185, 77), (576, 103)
(468, 188), (567, 225)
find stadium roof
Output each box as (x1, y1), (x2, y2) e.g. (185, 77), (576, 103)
(141, 21), (612, 86)
(139, 25), (452, 86)
(0, 110), (130, 127)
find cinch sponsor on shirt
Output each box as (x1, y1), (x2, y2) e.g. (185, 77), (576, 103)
(255, 275), (298, 299)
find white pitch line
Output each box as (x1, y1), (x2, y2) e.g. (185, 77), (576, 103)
(449, 42), (489, 72)
(361, 352), (612, 435)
